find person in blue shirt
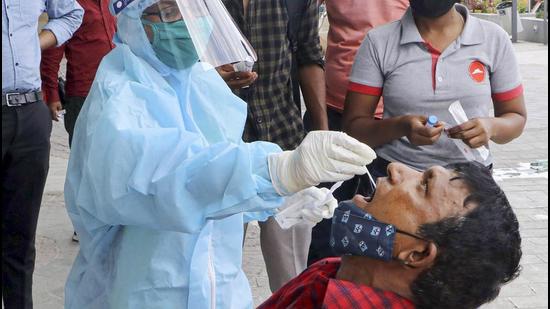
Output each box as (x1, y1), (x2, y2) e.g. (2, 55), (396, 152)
(2, 1), (83, 308)
(63, 0), (376, 307)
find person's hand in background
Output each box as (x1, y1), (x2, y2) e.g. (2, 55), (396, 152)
(48, 101), (63, 121)
(216, 64), (258, 89)
(404, 115), (445, 146)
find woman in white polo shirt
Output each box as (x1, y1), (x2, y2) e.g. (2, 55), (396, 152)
(343, 0), (527, 177)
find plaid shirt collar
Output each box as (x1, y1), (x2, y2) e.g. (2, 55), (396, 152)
(258, 258), (415, 309)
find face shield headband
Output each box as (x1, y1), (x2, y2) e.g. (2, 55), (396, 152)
(330, 200), (428, 262)
(111, 0), (257, 69)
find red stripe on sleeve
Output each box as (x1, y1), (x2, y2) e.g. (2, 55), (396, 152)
(492, 84), (524, 102)
(348, 82), (383, 96)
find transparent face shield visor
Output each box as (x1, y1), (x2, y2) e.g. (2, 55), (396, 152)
(141, 0), (257, 70)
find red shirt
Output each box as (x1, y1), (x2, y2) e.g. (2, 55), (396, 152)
(40, 0), (116, 104)
(324, 0), (409, 117)
(258, 258), (415, 309)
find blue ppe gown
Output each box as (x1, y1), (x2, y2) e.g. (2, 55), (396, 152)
(64, 6), (284, 308)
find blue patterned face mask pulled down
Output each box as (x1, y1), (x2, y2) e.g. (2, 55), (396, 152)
(330, 201), (423, 261)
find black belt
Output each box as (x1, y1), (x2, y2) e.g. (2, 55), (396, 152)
(2, 91), (43, 107)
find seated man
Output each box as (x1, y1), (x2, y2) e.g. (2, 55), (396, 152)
(259, 162), (522, 309)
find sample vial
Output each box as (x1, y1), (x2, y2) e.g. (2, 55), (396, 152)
(426, 115), (438, 128)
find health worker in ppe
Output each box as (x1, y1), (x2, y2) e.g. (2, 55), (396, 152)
(63, 0), (377, 308)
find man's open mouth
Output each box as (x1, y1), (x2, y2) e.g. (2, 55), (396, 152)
(365, 187), (377, 203)
(364, 177), (382, 203)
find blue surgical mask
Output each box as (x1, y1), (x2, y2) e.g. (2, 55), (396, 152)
(141, 18), (212, 70)
(330, 200), (425, 261)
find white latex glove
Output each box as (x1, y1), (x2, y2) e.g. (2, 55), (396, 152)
(274, 187), (339, 229)
(268, 131), (377, 195)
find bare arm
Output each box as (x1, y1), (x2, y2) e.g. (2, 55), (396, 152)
(343, 91), (444, 148)
(490, 95), (527, 144)
(216, 64), (258, 90)
(343, 92), (403, 147)
(299, 64), (328, 130)
(42, 0), (83, 48)
(40, 43), (66, 120)
(39, 29), (58, 51)
(295, 0), (328, 130)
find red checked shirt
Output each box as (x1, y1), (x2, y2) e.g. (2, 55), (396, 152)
(40, 0), (116, 104)
(258, 258), (415, 309)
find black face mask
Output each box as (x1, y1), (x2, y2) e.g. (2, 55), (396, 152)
(410, 0), (457, 18)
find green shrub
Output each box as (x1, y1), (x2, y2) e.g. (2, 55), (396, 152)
(464, 0), (531, 13)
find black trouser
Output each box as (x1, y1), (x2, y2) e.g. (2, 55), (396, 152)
(2, 101), (51, 309)
(304, 108), (391, 265)
(63, 96), (86, 147)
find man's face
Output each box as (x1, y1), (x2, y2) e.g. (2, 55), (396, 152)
(353, 163), (473, 237)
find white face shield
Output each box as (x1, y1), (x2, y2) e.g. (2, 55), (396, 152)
(112, 0), (256, 69)
(175, 0), (257, 68)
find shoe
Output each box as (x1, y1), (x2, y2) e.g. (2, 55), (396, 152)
(72, 231), (79, 242)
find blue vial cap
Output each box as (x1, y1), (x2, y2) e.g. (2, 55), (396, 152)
(427, 115), (438, 127)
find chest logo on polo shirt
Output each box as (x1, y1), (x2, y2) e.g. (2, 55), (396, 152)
(469, 61), (487, 83)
